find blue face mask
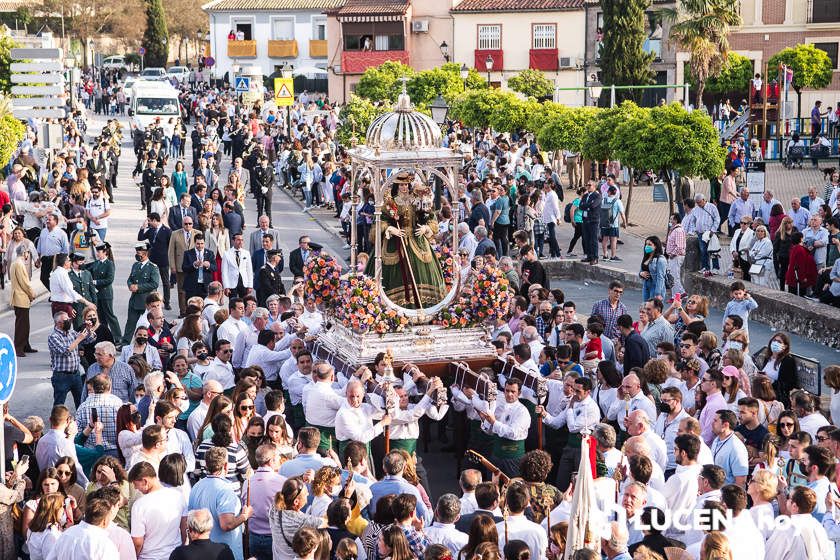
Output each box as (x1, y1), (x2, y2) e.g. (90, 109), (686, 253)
(644, 246), (654, 254)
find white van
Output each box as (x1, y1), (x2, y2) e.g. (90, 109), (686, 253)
(129, 81), (181, 130)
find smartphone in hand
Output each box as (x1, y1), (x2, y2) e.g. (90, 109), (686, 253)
(91, 408), (98, 424)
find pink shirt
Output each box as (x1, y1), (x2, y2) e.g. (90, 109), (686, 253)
(699, 391), (728, 446)
(247, 466), (287, 535)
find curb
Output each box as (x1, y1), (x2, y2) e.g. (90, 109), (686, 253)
(0, 287), (50, 321)
(543, 259), (644, 290)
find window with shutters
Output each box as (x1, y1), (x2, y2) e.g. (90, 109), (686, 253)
(271, 17), (294, 41)
(532, 24), (556, 49)
(477, 25), (501, 50)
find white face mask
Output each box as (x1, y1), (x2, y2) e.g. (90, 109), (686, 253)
(178, 398), (189, 413)
(729, 341), (743, 351)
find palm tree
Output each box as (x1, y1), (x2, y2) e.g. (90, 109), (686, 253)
(660, 0), (742, 110)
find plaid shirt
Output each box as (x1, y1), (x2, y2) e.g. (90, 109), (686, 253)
(75, 393), (123, 450)
(665, 224), (686, 257)
(590, 298), (628, 340)
(401, 525), (430, 560)
(87, 360), (138, 404)
(48, 327), (92, 372)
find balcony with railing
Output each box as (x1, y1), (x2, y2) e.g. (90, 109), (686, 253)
(228, 40), (257, 58)
(474, 49), (503, 72)
(268, 40), (299, 58)
(809, 0), (840, 23)
(341, 50), (409, 74)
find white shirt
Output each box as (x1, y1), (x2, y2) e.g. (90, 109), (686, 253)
(27, 525), (61, 560)
(607, 392), (657, 432)
(497, 513), (548, 560)
(130, 486), (187, 560)
(303, 381), (345, 427)
(654, 409), (690, 470)
(543, 395), (600, 433)
(203, 357), (235, 390)
(202, 298), (221, 326)
(49, 266), (84, 303)
(286, 370), (311, 405)
(299, 309), (324, 335)
(662, 462), (701, 539)
(221, 246), (253, 289)
(107, 522), (137, 560)
(481, 398), (530, 441)
(44, 522), (119, 560)
(245, 343), (292, 382)
(766, 513), (834, 560)
(217, 317), (249, 350)
(335, 402), (385, 443)
(540, 189), (561, 224)
(165, 427), (196, 473)
(642, 429), (668, 470)
(800, 412), (831, 440)
(424, 522), (468, 557)
(460, 493), (478, 516)
(390, 395), (449, 440)
(186, 401), (209, 440)
(231, 325), (258, 368)
(725, 511), (765, 560)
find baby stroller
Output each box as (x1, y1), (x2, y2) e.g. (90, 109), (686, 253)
(784, 136), (805, 168)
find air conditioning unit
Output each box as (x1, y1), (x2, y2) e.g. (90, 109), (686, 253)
(411, 20), (429, 33)
(558, 56), (573, 68)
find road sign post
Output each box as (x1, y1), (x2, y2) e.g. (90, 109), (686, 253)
(0, 333), (19, 479)
(274, 78), (295, 137)
(10, 48), (66, 120)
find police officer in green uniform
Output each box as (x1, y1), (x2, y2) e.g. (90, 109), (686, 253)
(86, 243), (121, 342)
(68, 253), (97, 330)
(122, 241), (161, 346)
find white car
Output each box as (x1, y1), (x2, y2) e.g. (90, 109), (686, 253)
(102, 55), (127, 71)
(140, 67), (167, 81)
(123, 78), (137, 102)
(167, 66), (190, 83)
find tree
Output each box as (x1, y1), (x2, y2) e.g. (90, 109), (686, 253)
(440, 62), (487, 91)
(407, 67), (464, 107)
(661, 0), (742, 110)
(335, 95), (390, 146)
(0, 31), (20, 94)
(769, 43), (834, 119)
(488, 93), (535, 134)
(450, 89), (503, 129)
(355, 61), (415, 104)
(598, 0), (655, 104)
(0, 96), (25, 169)
(525, 101), (565, 138)
(142, 0), (169, 67)
(699, 51), (753, 96)
(613, 103), (725, 214)
(536, 106), (599, 152)
(164, 0), (206, 63)
(507, 69), (553, 100)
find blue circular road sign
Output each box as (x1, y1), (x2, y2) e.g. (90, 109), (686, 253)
(0, 334), (17, 404)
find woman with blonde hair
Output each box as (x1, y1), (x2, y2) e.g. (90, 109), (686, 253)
(699, 532), (733, 560)
(664, 294), (708, 346)
(308, 466), (342, 518)
(25, 493), (67, 560)
(394, 449), (432, 510)
(750, 375), (783, 427)
(698, 332), (722, 371)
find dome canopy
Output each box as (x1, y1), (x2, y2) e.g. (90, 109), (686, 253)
(366, 89), (442, 151)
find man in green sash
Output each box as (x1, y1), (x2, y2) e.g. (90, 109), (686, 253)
(302, 362), (347, 454)
(477, 378), (530, 478)
(390, 379), (448, 455)
(335, 380), (392, 458)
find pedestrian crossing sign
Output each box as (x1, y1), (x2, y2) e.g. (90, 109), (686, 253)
(274, 78), (294, 106)
(234, 76), (251, 93)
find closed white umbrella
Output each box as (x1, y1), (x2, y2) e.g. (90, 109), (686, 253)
(564, 433), (598, 559)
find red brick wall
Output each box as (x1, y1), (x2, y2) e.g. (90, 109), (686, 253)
(763, 0), (785, 25)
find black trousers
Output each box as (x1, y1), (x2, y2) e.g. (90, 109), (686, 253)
(14, 307), (29, 354)
(568, 222), (583, 253)
(582, 221), (600, 261)
(256, 194), (272, 224)
(158, 265), (171, 306)
(40, 255), (55, 291)
(187, 282), (209, 300)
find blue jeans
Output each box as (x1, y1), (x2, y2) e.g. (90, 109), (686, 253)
(249, 532), (273, 560)
(303, 188), (313, 207)
(52, 370), (83, 408)
(93, 228), (106, 241)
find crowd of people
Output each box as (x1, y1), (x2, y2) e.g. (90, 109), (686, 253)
(2, 63), (840, 560)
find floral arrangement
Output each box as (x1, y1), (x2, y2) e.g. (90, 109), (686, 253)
(435, 265), (512, 328)
(303, 252), (342, 307)
(432, 244), (455, 289)
(334, 273), (410, 335)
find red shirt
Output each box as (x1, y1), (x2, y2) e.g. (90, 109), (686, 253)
(0, 189), (10, 209)
(785, 244), (818, 287)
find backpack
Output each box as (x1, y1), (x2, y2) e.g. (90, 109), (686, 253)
(563, 202), (574, 223)
(599, 198), (618, 225)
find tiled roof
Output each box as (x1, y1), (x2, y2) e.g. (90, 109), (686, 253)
(334, 0), (408, 15)
(0, 0), (40, 12)
(202, 0), (344, 11)
(451, 0), (583, 12)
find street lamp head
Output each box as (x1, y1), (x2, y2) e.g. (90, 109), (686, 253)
(429, 94), (449, 124)
(484, 54), (494, 72)
(460, 63), (469, 81)
(439, 41), (449, 62)
(588, 73), (603, 104)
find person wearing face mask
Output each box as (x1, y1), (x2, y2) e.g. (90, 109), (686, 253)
(68, 254), (98, 331)
(654, 387), (691, 479)
(122, 241), (161, 347)
(47, 311), (95, 409)
(69, 217), (102, 265)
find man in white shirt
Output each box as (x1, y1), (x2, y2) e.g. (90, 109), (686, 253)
(45, 491), (120, 560)
(187, 380), (224, 440)
(221, 232), (253, 299)
(794, 391), (831, 439)
(298, 297), (323, 336)
(154, 401), (196, 475)
(677, 416), (714, 465)
(663, 434), (702, 540)
(710, 409), (749, 486)
(625, 409), (668, 471)
(477, 378), (531, 478)
(620, 437), (665, 493)
(204, 340), (235, 390)
(216, 298), (249, 352)
(458, 222), (478, 259)
(201, 282), (224, 327)
(766, 486), (835, 560)
(607, 373), (657, 432)
(458, 469), (481, 516)
(653, 387), (691, 478)
(497, 482), (548, 560)
(424, 494), (468, 557)
(231, 307), (268, 368)
(302, 362), (348, 453)
(128, 461), (187, 560)
(335, 380), (391, 450)
(244, 327), (294, 383)
(721, 484), (765, 560)
(593, 423), (623, 477)
(36, 405), (90, 486)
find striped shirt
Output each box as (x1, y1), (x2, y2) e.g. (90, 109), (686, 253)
(194, 440), (250, 493)
(665, 224), (686, 257)
(36, 226), (69, 257)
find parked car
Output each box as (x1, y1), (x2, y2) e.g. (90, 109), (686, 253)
(139, 67), (167, 80)
(167, 66), (190, 83)
(123, 77), (137, 103)
(102, 56), (127, 71)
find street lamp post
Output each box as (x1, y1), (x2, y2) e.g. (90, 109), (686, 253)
(439, 41), (450, 63)
(459, 63), (468, 90)
(429, 94), (449, 124)
(484, 54), (493, 86)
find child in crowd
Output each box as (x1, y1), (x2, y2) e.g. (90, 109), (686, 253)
(722, 281), (758, 334)
(581, 322), (604, 374)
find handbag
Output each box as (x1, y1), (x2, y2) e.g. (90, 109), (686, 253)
(749, 263), (764, 275)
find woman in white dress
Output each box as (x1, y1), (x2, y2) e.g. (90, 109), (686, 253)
(748, 225), (774, 287)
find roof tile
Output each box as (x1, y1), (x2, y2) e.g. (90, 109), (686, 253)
(335, 0), (408, 15)
(451, 0), (583, 12)
(203, 0), (344, 11)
